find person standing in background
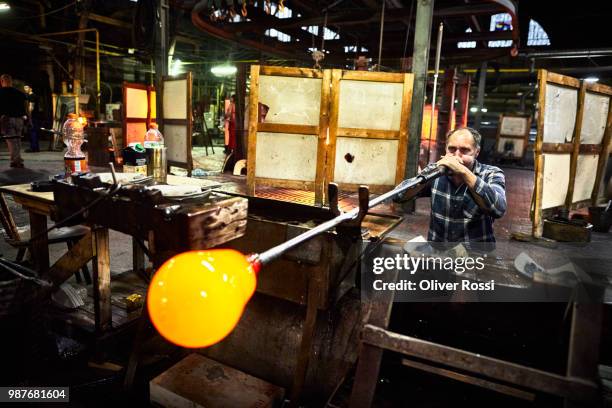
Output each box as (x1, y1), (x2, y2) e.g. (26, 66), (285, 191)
(0, 74), (27, 168)
(24, 84), (40, 152)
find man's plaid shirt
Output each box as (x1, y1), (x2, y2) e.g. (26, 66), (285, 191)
(419, 161), (507, 243)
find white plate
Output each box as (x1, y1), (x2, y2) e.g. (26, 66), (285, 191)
(145, 184), (202, 197)
(97, 172), (147, 184)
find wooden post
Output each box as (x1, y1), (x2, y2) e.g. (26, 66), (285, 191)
(315, 69), (331, 205)
(92, 227), (111, 333)
(565, 302), (602, 408)
(132, 237), (145, 275)
(592, 87), (612, 205)
(566, 83), (587, 209)
(532, 70), (548, 237)
(246, 65), (260, 196)
(348, 245), (400, 408)
(29, 211), (49, 273)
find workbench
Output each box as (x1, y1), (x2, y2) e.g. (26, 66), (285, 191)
(0, 175), (246, 334)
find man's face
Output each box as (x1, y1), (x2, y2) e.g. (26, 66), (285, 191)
(446, 129), (480, 168)
(24, 85), (31, 94)
(0, 78), (10, 88)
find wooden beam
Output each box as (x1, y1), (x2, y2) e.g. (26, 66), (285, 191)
(401, 359), (536, 401)
(88, 13), (131, 29)
(93, 227), (112, 333)
(361, 324), (598, 401)
(44, 232), (94, 287)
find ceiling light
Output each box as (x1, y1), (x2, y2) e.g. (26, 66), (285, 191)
(211, 64), (237, 77)
(480, 107), (488, 112)
(470, 107), (478, 113)
(0, 2), (10, 11)
(584, 77), (599, 83)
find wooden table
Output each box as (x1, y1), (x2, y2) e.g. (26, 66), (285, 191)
(0, 175), (227, 334)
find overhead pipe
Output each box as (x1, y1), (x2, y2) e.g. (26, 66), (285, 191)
(519, 48), (612, 59)
(191, 0), (301, 61)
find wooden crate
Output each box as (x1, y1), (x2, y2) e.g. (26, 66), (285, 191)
(150, 354), (285, 408)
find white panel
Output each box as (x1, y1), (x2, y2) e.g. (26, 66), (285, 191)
(255, 132), (317, 181)
(580, 92), (609, 144)
(496, 137), (524, 158)
(572, 154), (599, 202)
(258, 75), (321, 126)
(333, 137), (398, 185)
(541, 153), (571, 209)
(164, 124), (188, 163)
(126, 88), (148, 119)
(338, 80), (403, 130)
(543, 85), (578, 143)
(500, 116), (528, 136)
(163, 79), (188, 119)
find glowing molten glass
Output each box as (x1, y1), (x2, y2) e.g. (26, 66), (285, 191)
(147, 249), (259, 348)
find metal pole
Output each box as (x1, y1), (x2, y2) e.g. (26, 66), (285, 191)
(404, 0), (435, 212)
(426, 22), (443, 163)
(474, 61), (487, 131)
(156, 0), (169, 127)
(377, 0), (386, 71)
(95, 30), (100, 119)
(257, 167), (445, 265)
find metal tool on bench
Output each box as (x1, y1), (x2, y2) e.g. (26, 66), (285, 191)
(146, 164), (446, 348)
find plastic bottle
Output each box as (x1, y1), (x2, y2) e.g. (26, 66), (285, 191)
(144, 123), (164, 148)
(62, 113), (85, 159)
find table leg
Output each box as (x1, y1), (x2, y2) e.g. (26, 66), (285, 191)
(564, 302), (602, 408)
(29, 211), (49, 274)
(132, 237), (145, 274)
(92, 227), (112, 333)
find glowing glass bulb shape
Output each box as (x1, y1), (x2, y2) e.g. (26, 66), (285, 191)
(147, 249), (258, 348)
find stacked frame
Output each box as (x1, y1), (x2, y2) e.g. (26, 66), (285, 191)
(327, 70), (413, 195)
(246, 66), (414, 205)
(495, 114), (531, 160)
(532, 70), (612, 237)
(122, 82), (156, 147)
(247, 66), (330, 204)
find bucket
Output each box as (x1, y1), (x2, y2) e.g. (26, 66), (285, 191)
(589, 206), (612, 233)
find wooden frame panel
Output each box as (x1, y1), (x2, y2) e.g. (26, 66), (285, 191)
(247, 66), (414, 205)
(532, 71), (612, 236)
(161, 72), (193, 175)
(247, 65), (328, 204)
(495, 114), (531, 160)
(122, 82), (156, 147)
(326, 69), (413, 194)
